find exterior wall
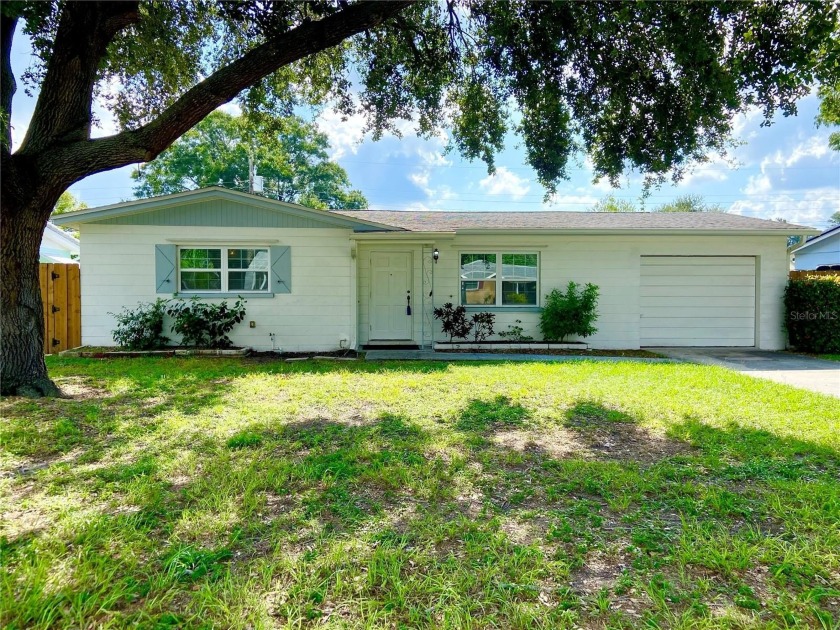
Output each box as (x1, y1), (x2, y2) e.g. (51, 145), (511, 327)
(79, 224), (356, 352)
(794, 235), (840, 270)
(358, 233), (790, 350)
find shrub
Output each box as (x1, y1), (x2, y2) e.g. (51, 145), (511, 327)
(539, 282), (600, 342)
(498, 319), (534, 342)
(110, 299), (169, 350)
(166, 297), (247, 348)
(784, 275), (840, 353)
(470, 312), (495, 342)
(433, 302), (472, 342)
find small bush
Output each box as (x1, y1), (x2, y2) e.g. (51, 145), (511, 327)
(166, 297), (247, 348)
(784, 276), (840, 353)
(433, 302), (472, 341)
(470, 312), (495, 342)
(110, 299), (169, 350)
(539, 282), (600, 342)
(498, 319), (534, 342)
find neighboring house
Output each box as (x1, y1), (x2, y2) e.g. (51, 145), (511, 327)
(792, 225), (840, 270)
(40, 222), (80, 264)
(52, 187), (818, 351)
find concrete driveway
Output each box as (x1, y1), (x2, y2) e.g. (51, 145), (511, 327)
(650, 348), (840, 397)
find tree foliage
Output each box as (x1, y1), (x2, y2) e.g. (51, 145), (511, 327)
(591, 195), (636, 213)
(132, 111), (367, 209)
(591, 194), (725, 213)
(51, 191), (88, 216)
(829, 211), (840, 227)
(816, 84), (840, 152)
(3, 0), (839, 395)
(655, 194), (724, 213)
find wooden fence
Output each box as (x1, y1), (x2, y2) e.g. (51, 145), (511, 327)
(789, 270), (840, 281)
(39, 263), (81, 354)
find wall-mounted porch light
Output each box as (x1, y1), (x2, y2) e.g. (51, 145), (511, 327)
(433, 248), (439, 263)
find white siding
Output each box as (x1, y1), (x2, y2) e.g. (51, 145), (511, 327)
(79, 224), (356, 352)
(357, 234), (790, 350)
(81, 225), (791, 352)
(794, 234), (840, 270)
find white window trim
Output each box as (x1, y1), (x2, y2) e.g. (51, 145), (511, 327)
(178, 246), (270, 294)
(459, 251), (540, 307)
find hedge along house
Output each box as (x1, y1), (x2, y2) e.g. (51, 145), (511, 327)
(52, 187), (818, 351)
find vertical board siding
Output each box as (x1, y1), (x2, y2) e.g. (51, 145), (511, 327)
(39, 263), (82, 354)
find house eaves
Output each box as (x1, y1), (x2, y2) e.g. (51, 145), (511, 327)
(792, 225), (840, 253)
(50, 187), (402, 232)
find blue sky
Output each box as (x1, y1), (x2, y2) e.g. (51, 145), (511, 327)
(9, 26), (839, 229)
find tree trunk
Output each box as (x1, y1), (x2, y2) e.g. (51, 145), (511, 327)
(1, 179), (62, 397)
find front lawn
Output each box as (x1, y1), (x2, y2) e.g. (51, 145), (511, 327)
(2, 357), (838, 628)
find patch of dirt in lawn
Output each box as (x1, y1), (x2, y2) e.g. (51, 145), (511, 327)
(570, 550), (629, 594)
(0, 481), (49, 540)
(493, 421), (693, 465)
(499, 513), (552, 547)
(54, 376), (111, 400)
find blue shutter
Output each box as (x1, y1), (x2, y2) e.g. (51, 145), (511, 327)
(270, 246), (291, 294)
(155, 244), (177, 293)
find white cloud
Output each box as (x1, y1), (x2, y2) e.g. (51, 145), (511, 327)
(743, 173), (772, 195)
(479, 167), (531, 199)
(543, 193), (599, 210)
(315, 109), (367, 159)
(760, 135), (831, 171)
(729, 187), (839, 226)
(216, 102), (242, 116)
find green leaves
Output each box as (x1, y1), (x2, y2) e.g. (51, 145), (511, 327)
(784, 276), (840, 353)
(132, 111), (367, 209)
(15, 0), (840, 193)
(539, 281), (600, 343)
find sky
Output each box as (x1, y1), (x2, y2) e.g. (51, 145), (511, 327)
(9, 25), (839, 230)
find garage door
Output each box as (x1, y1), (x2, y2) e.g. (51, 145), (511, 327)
(640, 256), (756, 347)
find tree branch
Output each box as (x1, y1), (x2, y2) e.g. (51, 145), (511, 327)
(1, 11), (17, 154)
(107, 0), (411, 164)
(17, 1), (139, 154)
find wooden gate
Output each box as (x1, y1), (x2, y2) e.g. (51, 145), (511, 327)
(39, 263), (81, 354)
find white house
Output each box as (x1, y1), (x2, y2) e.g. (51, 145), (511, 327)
(52, 187), (818, 351)
(792, 225), (840, 270)
(40, 222), (80, 264)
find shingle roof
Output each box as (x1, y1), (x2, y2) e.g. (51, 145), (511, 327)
(331, 210), (814, 232)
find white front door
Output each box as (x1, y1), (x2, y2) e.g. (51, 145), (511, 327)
(370, 252), (413, 340)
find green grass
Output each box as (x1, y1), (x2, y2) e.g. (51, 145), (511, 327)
(818, 354), (840, 362)
(1, 356), (838, 629)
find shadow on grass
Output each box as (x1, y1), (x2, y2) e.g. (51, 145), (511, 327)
(3, 364), (840, 628)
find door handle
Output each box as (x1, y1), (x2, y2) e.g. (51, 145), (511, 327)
(406, 291), (412, 316)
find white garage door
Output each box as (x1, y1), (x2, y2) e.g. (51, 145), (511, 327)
(640, 256), (756, 347)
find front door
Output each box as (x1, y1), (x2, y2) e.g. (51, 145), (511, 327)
(370, 252), (413, 340)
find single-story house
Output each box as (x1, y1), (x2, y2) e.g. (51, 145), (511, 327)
(792, 225), (840, 270)
(52, 187), (818, 351)
(40, 222), (80, 264)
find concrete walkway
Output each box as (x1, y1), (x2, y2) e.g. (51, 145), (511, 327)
(649, 348), (840, 398)
(364, 349), (674, 364)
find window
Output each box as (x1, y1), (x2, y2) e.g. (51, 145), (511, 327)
(460, 252), (538, 306)
(179, 247), (269, 293)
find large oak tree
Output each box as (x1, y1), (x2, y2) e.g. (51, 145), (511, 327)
(1, 1), (837, 396)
